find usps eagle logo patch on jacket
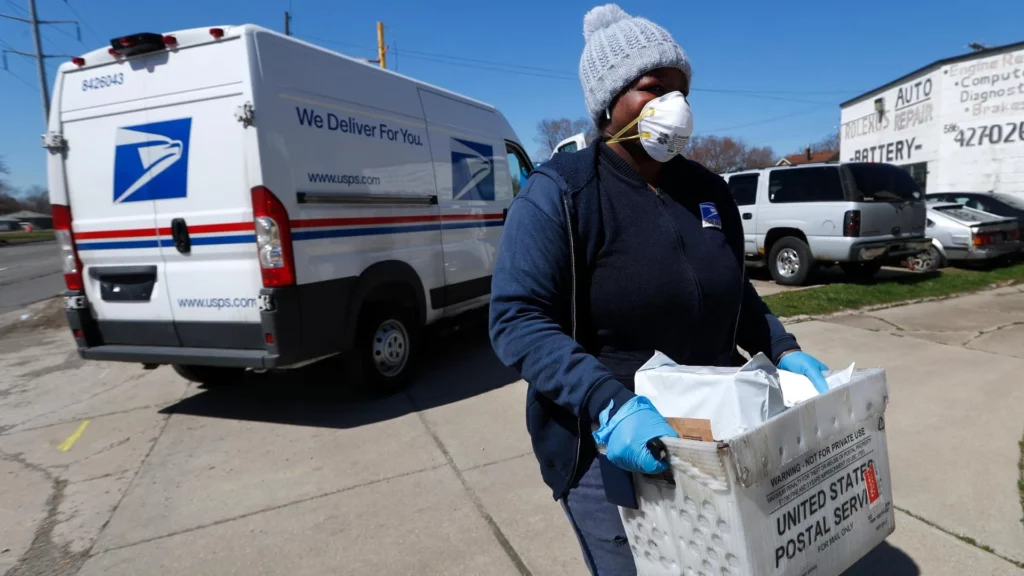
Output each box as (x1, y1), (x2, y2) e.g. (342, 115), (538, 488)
(700, 202), (722, 229)
(113, 118), (192, 203)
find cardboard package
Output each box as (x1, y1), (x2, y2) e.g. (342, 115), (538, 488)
(622, 358), (894, 576)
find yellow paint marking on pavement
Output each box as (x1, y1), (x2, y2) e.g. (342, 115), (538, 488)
(57, 420), (90, 452)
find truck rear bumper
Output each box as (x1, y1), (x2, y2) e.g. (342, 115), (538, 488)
(63, 277), (357, 369)
(80, 345), (275, 368)
(851, 238), (932, 261)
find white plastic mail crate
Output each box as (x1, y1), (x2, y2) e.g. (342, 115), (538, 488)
(621, 368), (894, 576)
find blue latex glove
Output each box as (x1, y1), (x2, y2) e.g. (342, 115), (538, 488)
(779, 351), (830, 394)
(592, 396), (678, 474)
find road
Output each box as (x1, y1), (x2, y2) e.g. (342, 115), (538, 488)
(0, 289), (1022, 575)
(0, 242), (63, 314)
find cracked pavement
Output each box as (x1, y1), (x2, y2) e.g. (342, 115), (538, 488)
(1, 289), (1023, 575)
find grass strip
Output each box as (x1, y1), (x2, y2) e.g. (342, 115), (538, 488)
(765, 263), (1024, 318)
(0, 230), (55, 245)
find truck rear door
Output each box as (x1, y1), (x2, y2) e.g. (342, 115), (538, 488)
(141, 40), (262, 347)
(60, 30), (260, 348)
(843, 163), (926, 239)
(60, 66), (175, 338)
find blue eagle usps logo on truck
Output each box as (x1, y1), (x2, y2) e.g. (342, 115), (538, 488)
(113, 118), (192, 203)
(451, 138), (495, 201)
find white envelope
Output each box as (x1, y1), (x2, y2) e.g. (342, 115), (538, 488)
(634, 352), (855, 441)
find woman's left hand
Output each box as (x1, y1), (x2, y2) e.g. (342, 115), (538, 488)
(778, 351), (830, 393)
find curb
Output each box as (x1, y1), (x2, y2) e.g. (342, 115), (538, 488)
(0, 297), (65, 335)
(780, 280), (1022, 324)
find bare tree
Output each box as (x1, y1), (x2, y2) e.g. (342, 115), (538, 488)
(0, 193), (21, 215)
(0, 156), (9, 194)
(535, 117), (594, 158)
(0, 157), (19, 214)
(806, 131), (840, 154)
(684, 135), (776, 173)
(18, 185), (50, 213)
(743, 145), (776, 170)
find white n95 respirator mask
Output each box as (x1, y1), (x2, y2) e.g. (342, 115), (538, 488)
(607, 91), (694, 162)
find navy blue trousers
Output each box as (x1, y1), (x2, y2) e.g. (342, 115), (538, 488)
(560, 457), (638, 575)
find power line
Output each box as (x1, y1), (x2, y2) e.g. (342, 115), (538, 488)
(396, 46), (578, 77)
(693, 91), (835, 106)
(63, 0), (102, 45)
(399, 51), (578, 80)
(3, 66), (37, 91)
(696, 88), (860, 95)
(298, 32), (858, 106)
(703, 104), (834, 133)
(0, 36), (38, 92)
(3, 1), (62, 49)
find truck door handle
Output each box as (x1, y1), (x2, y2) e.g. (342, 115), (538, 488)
(170, 218), (191, 255)
(742, 213), (753, 220)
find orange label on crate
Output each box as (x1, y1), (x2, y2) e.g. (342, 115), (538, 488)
(863, 463), (881, 509)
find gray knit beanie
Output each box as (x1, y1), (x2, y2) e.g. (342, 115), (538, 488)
(579, 4), (692, 124)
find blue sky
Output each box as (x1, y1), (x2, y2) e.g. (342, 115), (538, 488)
(1, 0), (1022, 191)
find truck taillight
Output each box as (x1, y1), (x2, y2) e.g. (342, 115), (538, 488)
(1009, 228), (1021, 241)
(843, 210), (861, 238)
(51, 205), (83, 291)
(251, 186), (295, 287)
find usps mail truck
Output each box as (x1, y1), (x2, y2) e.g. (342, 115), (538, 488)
(47, 25), (531, 392)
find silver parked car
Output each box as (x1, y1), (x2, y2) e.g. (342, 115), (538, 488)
(722, 163), (931, 285)
(909, 202), (1021, 272)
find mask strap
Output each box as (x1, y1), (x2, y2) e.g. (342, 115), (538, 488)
(606, 108), (655, 145)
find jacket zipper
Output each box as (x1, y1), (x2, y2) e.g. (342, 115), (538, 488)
(562, 197), (583, 491)
(732, 265), (744, 356)
(652, 187), (704, 312)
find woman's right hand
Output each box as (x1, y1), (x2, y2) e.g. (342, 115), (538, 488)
(592, 396), (678, 474)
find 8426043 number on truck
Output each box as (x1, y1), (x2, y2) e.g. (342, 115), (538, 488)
(47, 26), (532, 392)
(722, 163), (932, 286)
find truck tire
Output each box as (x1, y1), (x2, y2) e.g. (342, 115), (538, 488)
(769, 237), (814, 286)
(840, 261), (883, 282)
(907, 246), (943, 273)
(356, 304), (420, 395)
(172, 364), (245, 386)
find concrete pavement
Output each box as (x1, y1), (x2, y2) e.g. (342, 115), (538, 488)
(800, 286), (1024, 568)
(0, 242), (63, 315)
(0, 288), (1021, 575)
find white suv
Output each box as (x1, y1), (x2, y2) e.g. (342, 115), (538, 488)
(722, 163), (931, 286)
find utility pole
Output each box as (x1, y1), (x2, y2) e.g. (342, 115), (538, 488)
(27, 0), (48, 122)
(284, 11), (291, 36)
(0, 0), (79, 128)
(376, 22), (386, 69)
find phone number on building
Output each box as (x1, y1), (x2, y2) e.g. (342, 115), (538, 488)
(952, 122), (1024, 148)
(81, 73), (125, 92)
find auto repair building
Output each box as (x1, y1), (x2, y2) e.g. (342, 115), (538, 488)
(840, 41), (1024, 198)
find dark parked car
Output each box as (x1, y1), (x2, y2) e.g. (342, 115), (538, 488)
(926, 192), (1024, 238)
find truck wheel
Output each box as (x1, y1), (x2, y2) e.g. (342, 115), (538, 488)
(356, 305), (420, 395)
(907, 246), (943, 273)
(769, 237), (814, 286)
(840, 261), (883, 282)
(172, 365), (245, 386)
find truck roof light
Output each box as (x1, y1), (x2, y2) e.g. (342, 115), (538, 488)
(108, 33), (166, 57)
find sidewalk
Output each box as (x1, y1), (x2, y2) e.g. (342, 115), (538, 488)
(1, 289), (1021, 575)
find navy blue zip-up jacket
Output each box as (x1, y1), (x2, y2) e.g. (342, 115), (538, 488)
(489, 144), (800, 499)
